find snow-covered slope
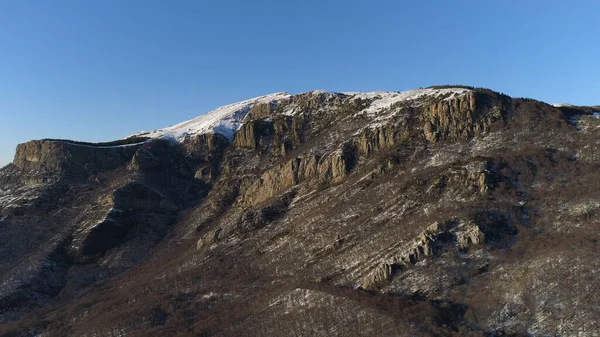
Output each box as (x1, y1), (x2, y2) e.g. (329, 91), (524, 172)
(132, 88), (472, 143)
(133, 92), (291, 142)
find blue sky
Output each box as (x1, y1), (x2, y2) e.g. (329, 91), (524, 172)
(1, 1), (599, 167)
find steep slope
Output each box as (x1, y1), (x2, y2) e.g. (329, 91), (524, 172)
(0, 86), (598, 336)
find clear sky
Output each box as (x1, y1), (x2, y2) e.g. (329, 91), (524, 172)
(1, 1), (599, 167)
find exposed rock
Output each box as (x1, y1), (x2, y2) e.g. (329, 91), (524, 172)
(421, 92), (504, 143)
(362, 263), (393, 290)
(238, 156), (305, 207)
(184, 133), (230, 181)
(477, 171), (491, 195)
(183, 132), (230, 159)
(239, 147), (354, 207)
(286, 91), (329, 112)
(362, 217), (506, 290)
(455, 223), (486, 250)
(13, 140), (141, 179)
(316, 151), (348, 183)
(233, 120), (274, 150)
(247, 101), (278, 120)
(271, 116), (308, 156)
(358, 123), (410, 155)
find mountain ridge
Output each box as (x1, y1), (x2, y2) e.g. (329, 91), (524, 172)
(127, 87), (475, 144)
(1, 86), (599, 336)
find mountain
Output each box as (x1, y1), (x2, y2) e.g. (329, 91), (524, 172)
(1, 86), (599, 336)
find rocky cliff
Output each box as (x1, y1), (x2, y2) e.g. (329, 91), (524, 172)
(0, 87), (598, 337)
(13, 139), (143, 181)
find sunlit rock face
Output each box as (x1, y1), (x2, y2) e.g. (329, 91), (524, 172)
(1, 87), (598, 337)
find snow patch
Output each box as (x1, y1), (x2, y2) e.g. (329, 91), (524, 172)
(349, 88), (472, 116)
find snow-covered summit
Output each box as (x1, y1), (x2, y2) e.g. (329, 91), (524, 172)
(133, 87), (472, 143)
(134, 92), (291, 142)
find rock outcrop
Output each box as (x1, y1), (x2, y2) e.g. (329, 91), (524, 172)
(271, 115), (309, 156)
(238, 147), (354, 207)
(13, 139), (142, 178)
(362, 217), (504, 290)
(232, 120), (274, 150)
(358, 124), (409, 155)
(421, 92), (505, 143)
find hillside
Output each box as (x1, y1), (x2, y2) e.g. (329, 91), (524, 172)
(0, 87), (599, 336)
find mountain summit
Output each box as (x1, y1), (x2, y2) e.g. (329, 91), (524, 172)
(1, 86), (598, 336)
(130, 87), (473, 142)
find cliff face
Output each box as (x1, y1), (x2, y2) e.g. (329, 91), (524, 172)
(13, 139), (142, 179)
(1, 87), (599, 337)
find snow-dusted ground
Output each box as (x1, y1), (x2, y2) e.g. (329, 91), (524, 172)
(569, 112), (600, 132)
(0, 183), (42, 212)
(130, 88), (472, 143)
